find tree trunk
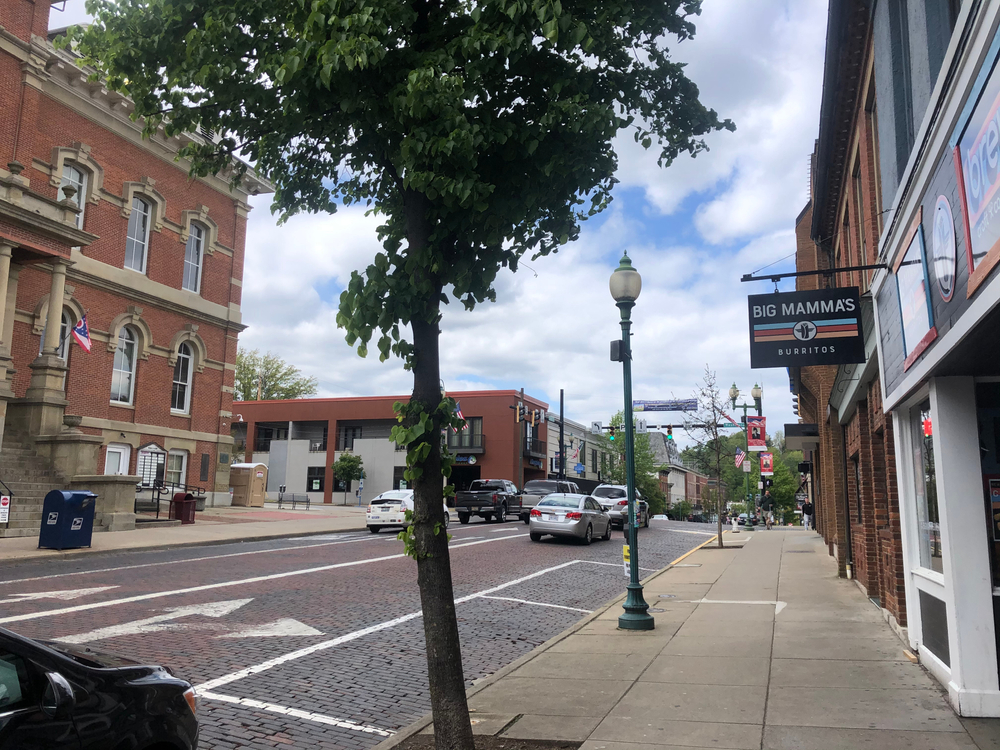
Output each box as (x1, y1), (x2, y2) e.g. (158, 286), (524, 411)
(407, 195), (476, 750)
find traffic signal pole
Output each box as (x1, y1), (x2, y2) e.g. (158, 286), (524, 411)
(559, 389), (565, 480)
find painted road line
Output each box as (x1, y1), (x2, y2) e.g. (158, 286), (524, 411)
(478, 595), (592, 614)
(670, 530), (718, 536)
(0, 535), (394, 587)
(0, 533), (529, 626)
(195, 559), (579, 693)
(199, 691), (393, 737)
(578, 560), (658, 573)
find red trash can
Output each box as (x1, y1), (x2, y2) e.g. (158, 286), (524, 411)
(169, 492), (196, 524)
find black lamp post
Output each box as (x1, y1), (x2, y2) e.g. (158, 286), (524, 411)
(610, 253), (654, 631)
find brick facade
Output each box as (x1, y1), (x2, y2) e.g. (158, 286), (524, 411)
(0, 0), (267, 505)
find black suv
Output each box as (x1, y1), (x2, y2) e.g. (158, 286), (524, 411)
(0, 626), (198, 749)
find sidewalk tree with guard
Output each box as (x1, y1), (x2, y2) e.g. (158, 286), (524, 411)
(68, 2), (732, 746)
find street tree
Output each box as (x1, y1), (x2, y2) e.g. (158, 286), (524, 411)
(684, 366), (730, 548)
(70, 3), (731, 746)
(332, 453), (365, 506)
(235, 348), (318, 402)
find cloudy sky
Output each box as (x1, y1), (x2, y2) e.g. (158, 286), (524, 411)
(53, 0), (828, 442)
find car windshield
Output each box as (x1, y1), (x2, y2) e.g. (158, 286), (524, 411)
(469, 480), (505, 491)
(523, 481), (559, 495)
(593, 487), (626, 499)
(537, 495), (581, 509)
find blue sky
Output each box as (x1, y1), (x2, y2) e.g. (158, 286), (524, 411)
(53, 0), (827, 444)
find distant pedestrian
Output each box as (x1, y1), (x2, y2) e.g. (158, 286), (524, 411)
(761, 491), (774, 530)
(802, 500), (814, 530)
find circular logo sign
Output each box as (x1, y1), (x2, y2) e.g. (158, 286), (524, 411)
(792, 321), (817, 341)
(932, 195), (956, 301)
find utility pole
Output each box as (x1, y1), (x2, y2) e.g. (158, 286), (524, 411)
(519, 387), (525, 491)
(559, 389), (565, 480)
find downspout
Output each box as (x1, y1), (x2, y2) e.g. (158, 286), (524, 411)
(841, 420), (854, 579)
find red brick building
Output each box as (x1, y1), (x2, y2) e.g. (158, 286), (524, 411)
(232, 391), (550, 505)
(0, 1), (267, 535)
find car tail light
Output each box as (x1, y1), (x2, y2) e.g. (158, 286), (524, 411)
(566, 512), (582, 520)
(530, 508), (542, 517)
(367, 505), (372, 513)
(492, 493), (498, 502)
(617, 500), (628, 506)
(183, 687), (197, 715)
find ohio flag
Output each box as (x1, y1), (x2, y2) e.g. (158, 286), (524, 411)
(71, 315), (92, 353)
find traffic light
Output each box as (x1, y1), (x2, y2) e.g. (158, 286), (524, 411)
(530, 409), (539, 427)
(608, 426), (616, 441)
(666, 426), (673, 440)
(513, 403), (526, 422)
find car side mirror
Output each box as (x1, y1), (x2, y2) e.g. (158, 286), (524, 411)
(42, 672), (75, 718)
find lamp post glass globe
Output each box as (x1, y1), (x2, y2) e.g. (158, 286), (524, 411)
(751, 383), (762, 401)
(729, 383), (739, 406)
(609, 253), (642, 303)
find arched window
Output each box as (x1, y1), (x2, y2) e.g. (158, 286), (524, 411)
(111, 326), (137, 404)
(60, 164), (86, 228)
(183, 223), (204, 293)
(171, 343), (192, 413)
(125, 197), (151, 273)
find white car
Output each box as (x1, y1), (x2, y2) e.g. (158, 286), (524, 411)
(367, 490), (451, 533)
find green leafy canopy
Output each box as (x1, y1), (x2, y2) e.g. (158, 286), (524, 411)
(70, 0), (732, 363)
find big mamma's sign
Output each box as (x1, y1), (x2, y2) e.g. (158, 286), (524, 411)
(748, 288), (865, 368)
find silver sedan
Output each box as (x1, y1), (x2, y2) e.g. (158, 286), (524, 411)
(528, 493), (612, 545)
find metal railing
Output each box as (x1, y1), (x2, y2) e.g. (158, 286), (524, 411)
(134, 480), (207, 519)
(446, 433), (485, 452)
(523, 437), (546, 457)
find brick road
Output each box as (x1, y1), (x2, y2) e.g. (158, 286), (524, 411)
(0, 518), (713, 749)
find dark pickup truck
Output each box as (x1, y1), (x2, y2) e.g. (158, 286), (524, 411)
(455, 479), (522, 524)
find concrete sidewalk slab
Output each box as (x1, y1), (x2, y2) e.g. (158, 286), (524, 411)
(377, 529), (1000, 750)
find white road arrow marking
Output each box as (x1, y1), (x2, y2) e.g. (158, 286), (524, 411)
(2, 586), (119, 602)
(218, 619), (323, 638)
(56, 599), (254, 644)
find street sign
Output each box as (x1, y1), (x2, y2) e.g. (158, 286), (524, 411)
(743, 461), (752, 473)
(0, 495), (8, 523)
(623, 544), (630, 576)
(636, 419), (648, 433)
(633, 399), (698, 412)
(574, 463), (585, 473)
(591, 421), (602, 435)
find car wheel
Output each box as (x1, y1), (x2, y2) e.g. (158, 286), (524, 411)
(368, 526), (380, 534)
(529, 532), (542, 542)
(521, 514), (530, 524)
(581, 524), (593, 545)
(444, 512), (450, 528)
(495, 503), (507, 523)
(601, 522), (612, 541)
(458, 513), (470, 525)
(643, 511), (650, 528)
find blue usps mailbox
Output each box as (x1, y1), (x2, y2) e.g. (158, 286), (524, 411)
(38, 490), (97, 550)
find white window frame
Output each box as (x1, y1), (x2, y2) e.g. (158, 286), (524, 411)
(104, 443), (131, 476)
(60, 164), (87, 229)
(166, 450), (188, 487)
(111, 326), (137, 405)
(125, 196), (151, 273)
(183, 223), (205, 293)
(171, 342), (193, 414)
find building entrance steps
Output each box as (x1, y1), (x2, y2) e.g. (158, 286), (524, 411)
(381, 529), (1000, 750)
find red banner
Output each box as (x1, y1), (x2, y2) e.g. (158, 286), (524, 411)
(747, 416), (766, 451)
(760, 452), (774, 476)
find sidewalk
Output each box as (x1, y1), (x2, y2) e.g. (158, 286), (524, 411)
(0, 502), (370, 564)
(384, 528), (1000, 750)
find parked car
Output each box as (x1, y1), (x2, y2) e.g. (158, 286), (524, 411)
(366, 490), (450, 533)
(592, 484), (649, 529)
(528, 493), (611, 544)
(455, 479), (522, 524)
(519, 479), (580, 523)
(0, 626), (198, 750)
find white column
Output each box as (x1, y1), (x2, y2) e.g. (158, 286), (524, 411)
(931, 377), (1000, 716)
(42, 260), (67, 355)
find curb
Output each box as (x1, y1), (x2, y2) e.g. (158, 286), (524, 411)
(0, 525), (368, 568)
(373, 531), (725, 749)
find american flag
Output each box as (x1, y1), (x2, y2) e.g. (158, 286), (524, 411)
(735, 448), (746, 468)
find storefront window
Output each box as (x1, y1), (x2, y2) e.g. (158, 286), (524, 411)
(912, 400), (942, 572)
